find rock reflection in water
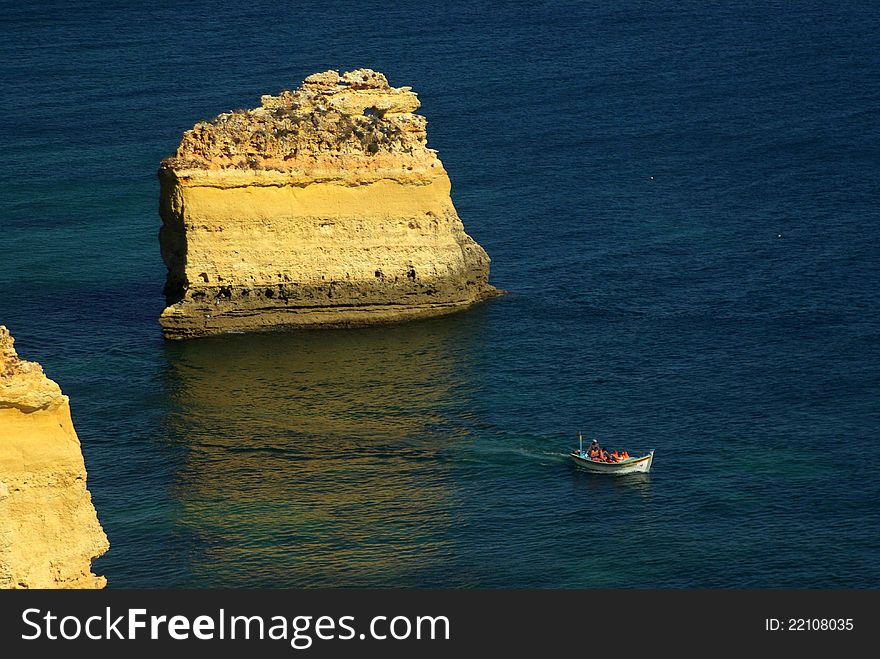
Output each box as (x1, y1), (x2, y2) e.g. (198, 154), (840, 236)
(160, 317), (480, 586)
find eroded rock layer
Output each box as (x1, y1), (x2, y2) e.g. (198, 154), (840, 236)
(0, 326), (108, 589)
(159, 69), (497, 338)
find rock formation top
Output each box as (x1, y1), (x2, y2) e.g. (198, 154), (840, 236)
(0, 326), (66, 413)
(162, 68), (436, 177)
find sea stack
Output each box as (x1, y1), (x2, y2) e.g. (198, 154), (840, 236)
(158, 69), (497, 338)
(0, 326), (108, 588)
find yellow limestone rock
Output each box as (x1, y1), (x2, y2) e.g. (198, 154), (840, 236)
(0, 326), (108, 588)
(158, 68), (499, 338)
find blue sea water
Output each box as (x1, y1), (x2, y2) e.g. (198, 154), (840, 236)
(1, 0), (878, 587)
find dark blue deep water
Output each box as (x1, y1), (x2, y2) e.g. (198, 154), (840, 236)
(1, 1), (878, 587)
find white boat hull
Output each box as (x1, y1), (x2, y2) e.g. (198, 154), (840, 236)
(570, 449), (654, 474)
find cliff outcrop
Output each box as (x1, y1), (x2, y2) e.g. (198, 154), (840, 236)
(0, 326), (108, 588)
(159, 69), (497, 338)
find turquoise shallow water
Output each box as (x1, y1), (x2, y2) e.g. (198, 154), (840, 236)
(1, 1), (878, 587)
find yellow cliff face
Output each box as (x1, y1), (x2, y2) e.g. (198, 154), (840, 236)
(159, 68), (498, 338)
(0, 326), (108, 589)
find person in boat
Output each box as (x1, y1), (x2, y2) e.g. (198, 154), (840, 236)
(606, 450), (619, 463)
(619, 449), (630, 460)
(588, 439), (601, 460)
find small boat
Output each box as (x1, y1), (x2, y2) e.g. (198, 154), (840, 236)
(569, 434), (654, 474)
(569, 449), (655, 474)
